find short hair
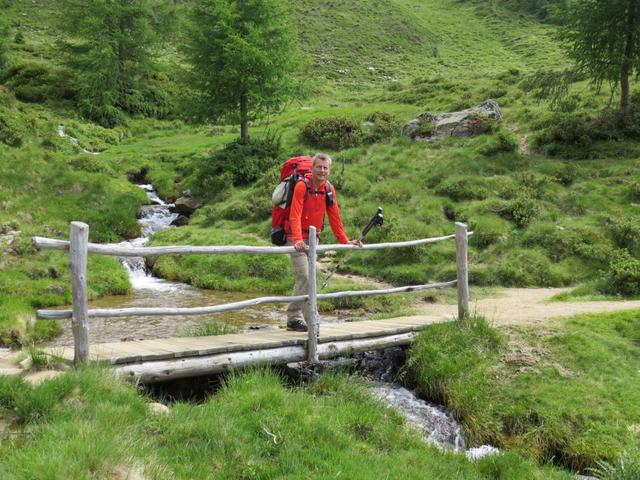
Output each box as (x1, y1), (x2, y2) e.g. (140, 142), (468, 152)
(312, 153), (332, 166)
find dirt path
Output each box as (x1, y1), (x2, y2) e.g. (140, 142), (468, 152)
(413, 288), (640, 326)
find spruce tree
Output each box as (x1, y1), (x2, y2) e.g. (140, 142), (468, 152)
(183, 0), (304, 143)
(563, 0), (640, 113)
(58, 0), (174, 126)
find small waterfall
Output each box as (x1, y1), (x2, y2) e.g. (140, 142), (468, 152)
(118, 185), (179, 291)
(57, 125), (102, 155)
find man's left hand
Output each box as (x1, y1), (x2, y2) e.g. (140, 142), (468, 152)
(348, 239), (363, 247)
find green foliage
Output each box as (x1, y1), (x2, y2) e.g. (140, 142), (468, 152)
(1, 62), (76, 104)
(407, 311), (640, 471)
(58, 0), (174, 126)
(479, 129), (518, 156)
(300, 116), (362, 149)
(606, 215), (640, 254)
(190, 137), (281, 200)
(361, 111), (402, 143)
(601, 249), (640, 296)
(0, 16), (9, 71)
(0, 106), (24, 147)
(435, 176), (489, 201)
(186, 321), (237, 337)
(561, 0), (640, 111)
(492, 194), (540, 228)
(590, 452), (640, 480)
(469, 214), (511, 248)
(184, 0), (305, 142)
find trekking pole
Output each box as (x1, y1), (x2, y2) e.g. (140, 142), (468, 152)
(320, 207), (383, 290)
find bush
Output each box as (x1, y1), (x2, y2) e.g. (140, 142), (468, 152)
(601, 249), (640, 296)
(466, 112), (497, 135)
(190, 137), (281, 199)
(435, 176), (490, 202)
(1, 62), (77, 104)
(0, 108), (23, 147)
(479, 129), (517, 156)
(361, 111), (401, 144)
(0, 17), (9, 70)
(490, 194), (540, 228)
(469, 214), (511, 249)
(300, 116), (362, 149)
(605, 216), (640, 253)
(531, 113), (596, 158)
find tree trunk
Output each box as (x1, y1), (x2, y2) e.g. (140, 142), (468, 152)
(240, 93), (249, 143)
(621, 0), (637, 113)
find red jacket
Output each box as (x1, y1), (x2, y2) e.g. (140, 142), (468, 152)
(288, 177), (349, 244)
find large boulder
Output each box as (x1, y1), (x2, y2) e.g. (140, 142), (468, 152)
(172, 195), (201, 216)
(403, 100), (502, 141)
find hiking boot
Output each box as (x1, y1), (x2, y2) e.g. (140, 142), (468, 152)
(286, 319), (308, 332)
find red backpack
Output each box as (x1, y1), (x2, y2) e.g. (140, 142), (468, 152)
(270, 156), (334, 245)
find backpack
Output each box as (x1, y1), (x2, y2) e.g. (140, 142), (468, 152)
(270, 156), (334, 245)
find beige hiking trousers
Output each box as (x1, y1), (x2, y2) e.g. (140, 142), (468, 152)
(285, 238), (315, 325)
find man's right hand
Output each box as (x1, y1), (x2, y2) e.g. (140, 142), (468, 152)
(294, 240), (308, 252)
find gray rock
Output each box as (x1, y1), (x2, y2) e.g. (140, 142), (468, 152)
(170, 215), (189, 227)
(172, 196), (201, 215)
(403, 100), (502, 141)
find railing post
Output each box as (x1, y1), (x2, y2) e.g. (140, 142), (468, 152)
(70, 221), (90, 364)
(307, 226), (319, 363)
(455, 222), (469, 319)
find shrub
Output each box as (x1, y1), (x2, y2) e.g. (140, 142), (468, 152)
(552, 164), (578, 186)
(361, 111), (401, 144)
(412, 118), (437, 138)
(493, 249), (568, 286)
(1, 62), (77, 104)
(0, 108), (23, 147)
(466, 113), (497, 135)
(190, 137), (281, 199)
(435, 176), (489, 202)
(0, 17), (9, 70)
(479, 129), (517, 156)
(531, 113), (596, 158)
(490, 194), (540, 228)
(601, 249), (640, 296)
(300, 116), (362, 149)
(469, 214), (511, 249)
(629, 181), (640, 202)
(605, 216), (640, 253)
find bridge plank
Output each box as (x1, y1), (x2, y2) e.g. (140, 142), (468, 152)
(42, 316), (448, 367)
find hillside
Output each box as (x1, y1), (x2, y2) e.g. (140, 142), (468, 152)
(1, 0), (640, 476)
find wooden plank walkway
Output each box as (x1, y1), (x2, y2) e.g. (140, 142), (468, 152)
(44, 315), (451, 382)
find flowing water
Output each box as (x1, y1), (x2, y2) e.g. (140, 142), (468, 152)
(46, 184), (286, 347)
(57, 125), (102, 155)
(45, 181), (498, 459)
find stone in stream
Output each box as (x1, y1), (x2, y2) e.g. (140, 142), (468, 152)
(170, 215), (189, 227)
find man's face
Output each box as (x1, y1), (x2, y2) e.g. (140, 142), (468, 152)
(311, 159), (331, 184)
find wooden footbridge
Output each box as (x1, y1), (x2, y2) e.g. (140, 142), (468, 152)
(33, 222), (471, 383)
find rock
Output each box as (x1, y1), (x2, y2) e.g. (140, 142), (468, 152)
(403, 100), (502, 141)
(147, 402), (170, 416)
(112, 465), (148, 480)
(172, 196), (201, 215)
(19, 357), (32, 370)
(170, 215), (189, 227)
(23, 370), (64, 386)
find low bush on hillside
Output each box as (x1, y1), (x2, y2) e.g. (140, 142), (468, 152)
(469, 214), (511, 248)
(435, 176), (490, 202)
(490, 194), (540, 228)
(0, 107), (23, 146)
(1, 62), (76, 104)
(479, 129), (518, 156)
(600, 249), (640, 296)
(361, 111), (402, 143)
(300, 116), (362, 149)
(189, 137), (281, 200)
(606, 215), (640, 254)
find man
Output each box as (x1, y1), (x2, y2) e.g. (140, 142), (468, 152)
(285, 153), (362, 332)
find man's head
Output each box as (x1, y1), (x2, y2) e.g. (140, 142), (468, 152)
(311, 153), (332, 186)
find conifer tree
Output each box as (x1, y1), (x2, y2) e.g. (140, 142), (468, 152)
(184, 0), (304, 143)
(563, 0), (640, 113)
(58, 0), (174, 126)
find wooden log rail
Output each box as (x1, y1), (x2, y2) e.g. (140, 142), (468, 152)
(32, 222), (472, 365)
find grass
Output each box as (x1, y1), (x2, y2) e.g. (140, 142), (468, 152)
(405, 311), (640, 473)
(0, 365), (575, 479)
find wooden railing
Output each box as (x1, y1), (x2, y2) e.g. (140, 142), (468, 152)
(32, 222), (472, 365)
